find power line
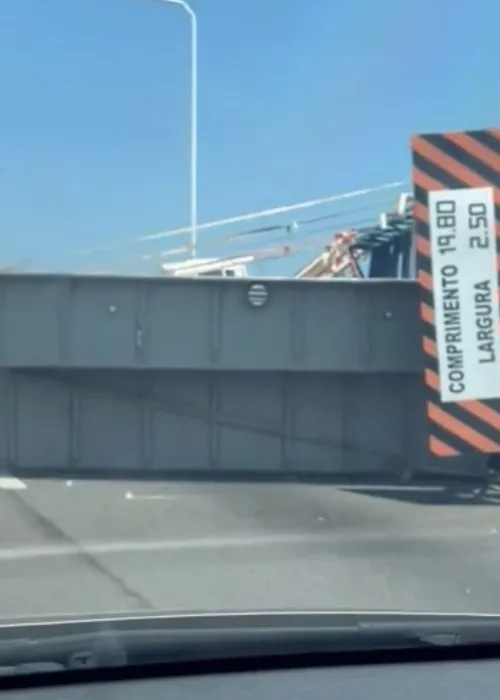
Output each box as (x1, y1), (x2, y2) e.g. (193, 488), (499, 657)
(72, 192), (401, 274)
(70, 180), (405, 257)
(17, 184), (405, 275)
(149, 196), (396, 260)
(72, 213), (381, 275)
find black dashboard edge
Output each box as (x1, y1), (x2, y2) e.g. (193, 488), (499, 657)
(0, 640), (499, 692)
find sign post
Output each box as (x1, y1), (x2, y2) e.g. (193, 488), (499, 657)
(411, 129), (500, 457)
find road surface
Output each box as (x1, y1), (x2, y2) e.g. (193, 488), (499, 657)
(0, 477), (499, 618)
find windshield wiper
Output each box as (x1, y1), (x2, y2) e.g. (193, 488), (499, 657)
(1, 611), (500, 673)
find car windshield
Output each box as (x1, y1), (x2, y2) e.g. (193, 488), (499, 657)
(0, 0), (499, 671)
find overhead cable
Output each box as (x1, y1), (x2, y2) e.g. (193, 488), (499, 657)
(70, 180), (405, 257)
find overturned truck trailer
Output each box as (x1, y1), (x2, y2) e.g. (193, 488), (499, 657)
(0, 126), (498, 481)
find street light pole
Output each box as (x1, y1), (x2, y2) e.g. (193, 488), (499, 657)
(158, 0), (198, 259)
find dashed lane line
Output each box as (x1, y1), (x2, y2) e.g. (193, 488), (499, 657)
(0, 478), (27, 490)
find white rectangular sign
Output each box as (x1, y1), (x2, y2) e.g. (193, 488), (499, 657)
(429, 186), (500, 403)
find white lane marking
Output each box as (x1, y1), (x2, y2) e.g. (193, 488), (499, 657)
(125, 491), (176, 501)
(0, 478), (26, 490)
(0, 526), (496, 562)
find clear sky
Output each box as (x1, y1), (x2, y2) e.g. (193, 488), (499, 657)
(0, 0), (498, 275)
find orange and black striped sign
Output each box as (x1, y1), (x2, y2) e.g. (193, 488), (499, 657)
(412, 128), (500, 457)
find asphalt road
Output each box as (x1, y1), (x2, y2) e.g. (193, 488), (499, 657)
(0, 477), (499, 619)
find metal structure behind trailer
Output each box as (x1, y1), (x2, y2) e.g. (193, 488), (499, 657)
(162, 257), (249, 278)
(158, 192), (415, 282)
(296, 193), (414, 280)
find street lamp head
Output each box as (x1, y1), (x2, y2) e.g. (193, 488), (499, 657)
(157, 0), (195, 16)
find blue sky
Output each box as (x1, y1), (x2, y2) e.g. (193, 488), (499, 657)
(0, 0), (498, 275)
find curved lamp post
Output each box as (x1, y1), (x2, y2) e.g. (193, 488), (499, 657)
(156, 0), (198, 259)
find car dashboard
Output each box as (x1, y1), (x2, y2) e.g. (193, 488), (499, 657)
(2, 658), (499, 700)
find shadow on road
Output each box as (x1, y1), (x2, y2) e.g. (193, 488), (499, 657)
(336, 481), (500, 506)
(6, 464), (500, 508)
